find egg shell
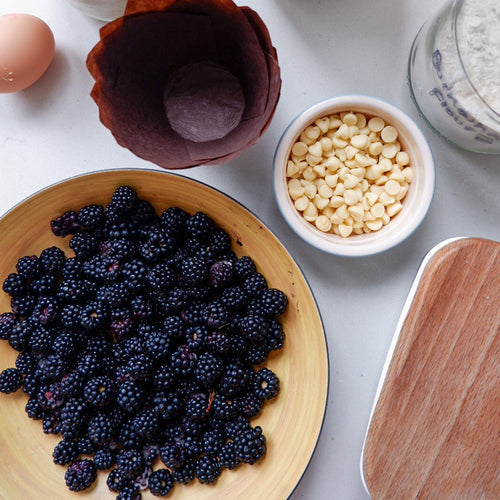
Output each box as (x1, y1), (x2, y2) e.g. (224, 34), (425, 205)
(0, 13), (55, 93)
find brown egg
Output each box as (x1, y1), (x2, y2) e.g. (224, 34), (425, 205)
(0, 13), (55, 93)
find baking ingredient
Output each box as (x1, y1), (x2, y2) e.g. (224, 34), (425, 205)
(286, 112), (412, 237)
(0, 186), (287, 497)
(0, 13), (55, 93)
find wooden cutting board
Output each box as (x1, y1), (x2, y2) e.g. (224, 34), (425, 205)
(362, 237), (500, 499)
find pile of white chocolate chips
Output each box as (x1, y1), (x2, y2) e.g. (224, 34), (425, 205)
(286, 112), (413, 238)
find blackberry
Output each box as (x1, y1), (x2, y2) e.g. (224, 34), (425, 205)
(239, 314), (268, 341)
(43, 412), (62, 434)
(209, 260), (233, 288)
(94, 445), (116, 470)
(109, 308), (134, 341)
(202, 427), (224, 456)
(87, 412), (116, 445)
(76, 352), (101, 379)
(184, 392), (209, 421)
(211, 393), (238, 420)
(160, 207), (188, 236)
(105, 220), (138, 240)
(132, 198), (158, 225)
(161, 287), (187, 312)
(61, 257), (83, 279)
(116, 448), (146, 479)
(264, 319), (286, 351)
(31, 274), (58, 296)
(16, 255), (42, 279)
(171, 459), (195, 484)
(15, 351), (35, 375)
(69, 232), (99, 260)
(122, 259), (149, 292)
(76, 436), (96, 455)
(204, 300), (230, 329)
(40, 246), (66, 274)
(252, 367), (280, 400)
(83, 376), (114, 407)
(205, 330), (231, 356)
(133, 408), (159, 439)
(60, 370), (85, 397)
(208, 228), (232, 256)
(100, 238), (136, 261)
(37, 382), (65, 409)
(119, 419), (144, 450)
(218, 441), (240, 470)
(33, 295), (59, 324)
(180, 301), (206, 326)
(0, 312), (17, 340)
(130, 295), (154, 321)
(235, 391), (264, 418)
(148, 468), (174, 497)
(146, 263), (175, 292)
(2, 273), (26, 297)
(57, 278), (93, 304)
(138, 227), (175, 262)
(142, 443), (160, 465)
(233, 256), (257, 280)
(194, 454), (221, 484)
(111, 185), (138, 210)
(243, 272), (268, 298)
(60, 397), (88, 440)
(194, 352), (223, 389)
(117, 485), (141, 500)
(218, 362), (251, 398)
(0, 367), (23, 393)
(97, 282), (130, 308)
(160, 441), (186, 470)
(40, 354), (68, 381)
(27, 324), (53, 354)
(117, 380), (144, 413)
(7, 321), (30, 351)
(221, 285), (247, 311)
(11, 293), (36, 317)
(77, 204), (105, 229)
(234, 425), (266, 465)
(53, 439), (79, 465)
(79, 300), (109, 331)
(107, 468), (130, 493)
(119, 353), (153, 383)
(22, 373), (40, 397)
(179, 255), (210, 287)
(153, 391), (182, 420)
(261, 288), (288, 317)
(185, 324), (208, 352)
(51, 332), (76, 361)
(152, 364), (174, 392)
(64, 459), (97, 492)
(25, 396), (46, 420)
(187, 211), (217, 240)
(144, 329), (171, 363)
(50, 210), (80, 237)
(242, 342), (269, 365)
(171, 345), (197, 378)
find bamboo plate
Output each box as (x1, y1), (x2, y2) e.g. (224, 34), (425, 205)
(361, 237), (500, 499)
(0, 169), (329, 500)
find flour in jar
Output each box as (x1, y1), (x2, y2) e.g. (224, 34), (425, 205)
(456, 0), (500, 113)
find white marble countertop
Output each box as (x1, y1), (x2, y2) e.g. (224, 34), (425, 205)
(1, 1), (499, 499)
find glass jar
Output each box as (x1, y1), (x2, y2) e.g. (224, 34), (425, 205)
(65, 0), (127, 22)
(408, 0), (500, 154)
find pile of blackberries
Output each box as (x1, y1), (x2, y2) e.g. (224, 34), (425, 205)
(0, 186), (287, 498)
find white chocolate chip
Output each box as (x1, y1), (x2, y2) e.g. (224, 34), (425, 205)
(387, 202), (403, 217)
(381, 125), (398, 143)
(396, 151), (410, 166)
(343, 189), (359, 205)
(315, 117), (330, 134)
(370, 202), (385, 218)
(366, 219), (383, 231)
(384, 179), (401, 196)
(315, 215), (332, 232)
(351, 134), (370, 150)
(342, 113), (357, 126)
(294, 196), (309, 211)
(382, 143), (398, 159)
(368, 116), (385, 132)
(339, 224), (353, 238)
(292, 142), (308, 156)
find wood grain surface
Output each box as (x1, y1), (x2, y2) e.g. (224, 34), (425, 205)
(362, 238), (500, 499)
(0, 169), (329, 500)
